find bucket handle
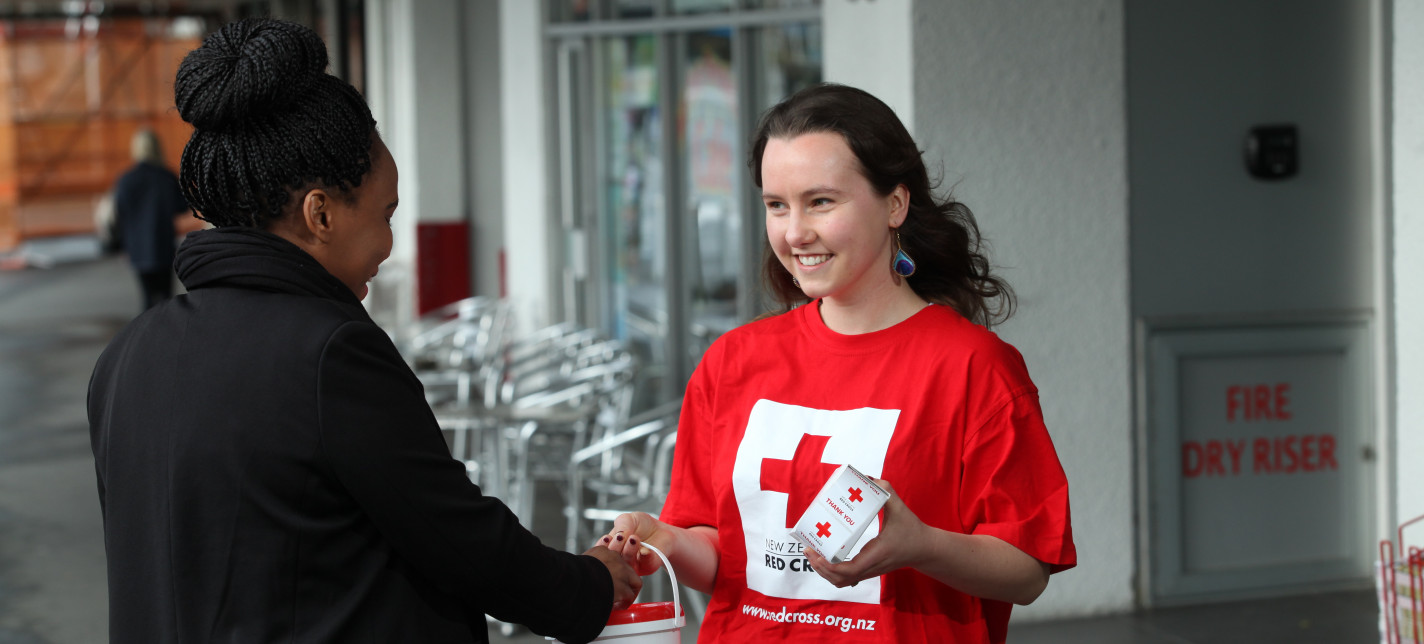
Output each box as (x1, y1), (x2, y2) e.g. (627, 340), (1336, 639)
(640, 542), (683, 627)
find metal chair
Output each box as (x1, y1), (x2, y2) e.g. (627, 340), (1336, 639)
(403, 297), (511, 491)
(480, 327), (638, 525)
(401, 296), (509, 373)
(564, 399), (682, 552)
(563, 399), (707, 620)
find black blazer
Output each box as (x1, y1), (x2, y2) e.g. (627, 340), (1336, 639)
(88, 228), (611, 643)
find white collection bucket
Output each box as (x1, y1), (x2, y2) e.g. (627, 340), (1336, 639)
(554, 543), (684, 643)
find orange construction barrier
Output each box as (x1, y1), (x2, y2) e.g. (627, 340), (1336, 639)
(0, 16), (201, 251)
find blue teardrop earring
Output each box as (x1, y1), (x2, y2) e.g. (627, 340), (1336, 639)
(892, 230), (917, 277)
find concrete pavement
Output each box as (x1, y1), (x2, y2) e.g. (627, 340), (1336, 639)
(0, 247), (133, 644)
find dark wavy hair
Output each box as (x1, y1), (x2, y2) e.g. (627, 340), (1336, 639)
(750, 83), (1015, 327)
(175, 18), (377, 228)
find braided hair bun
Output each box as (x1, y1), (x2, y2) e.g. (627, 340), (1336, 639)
(176, 18), (377, 228)
(175, 19), (329, 130)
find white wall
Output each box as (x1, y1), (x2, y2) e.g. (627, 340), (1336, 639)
(1392, 0), (1424, 528)
(499, 0), (555, 330)
(822, 0), (914, 131)
(908, 0), (1135, 619)
(386, 1), (466, 227)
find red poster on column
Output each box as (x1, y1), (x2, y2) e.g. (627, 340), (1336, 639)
(416, 221), (471, 316)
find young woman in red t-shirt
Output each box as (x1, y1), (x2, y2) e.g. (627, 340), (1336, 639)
(603, 83), (1075, 643)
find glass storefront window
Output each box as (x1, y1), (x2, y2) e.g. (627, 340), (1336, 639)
(547, 0), (592, 22)
(551, 7), (822, 409)
(745, 0), (821, 9)
(548, 0), (659, 21)
(680, 29), (740, 354)
(600, 35), (669, 404)
(616, 0), (658, 18)
(672, 0), (734, 15)
(549, 0), (819, 23)
(752, 22), (822, 113)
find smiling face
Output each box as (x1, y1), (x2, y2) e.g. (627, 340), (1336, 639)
(761, 132), (907, 308)
(322, 138), (399, 300)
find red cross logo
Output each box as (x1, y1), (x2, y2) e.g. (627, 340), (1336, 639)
(761, 433), (840, 528)
(816, 522), (832, 538)
(848, 487), (863, 503)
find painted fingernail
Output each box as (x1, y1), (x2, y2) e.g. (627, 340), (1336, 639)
(629, 538), (638, 546)
(601, 536), (611, 543)
(615, 534), (625, 542)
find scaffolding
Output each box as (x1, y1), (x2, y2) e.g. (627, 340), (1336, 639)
(0, 16), (201, 251)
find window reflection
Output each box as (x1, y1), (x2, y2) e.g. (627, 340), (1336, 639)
(547, 0), (821, 23)
(547, 0), (592, 22)
(616, 0), (657, 19)
(682, 30), (740, 355)
(559, 11), (822, 411)
(672, 0), (734, 15)
(754, 22), (822, 113)
(745, 0), (821, 9)
(602, 35), (668, 404)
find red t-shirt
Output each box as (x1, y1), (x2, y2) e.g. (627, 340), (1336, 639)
(658, 302), (1076, 643)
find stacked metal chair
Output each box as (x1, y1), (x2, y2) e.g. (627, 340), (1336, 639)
(564, 399), (682, 552)
(401, 305), (640, 525)
(479, 324), (637, 526)
(402, 297), (512, 492)
(564, 400), (708, 618)
(401, 306), (664, 637)
(402, 305), (706, 626)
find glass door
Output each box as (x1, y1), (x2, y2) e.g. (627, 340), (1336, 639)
(549, 2), (823, 411)
(601, 33), (674, 408)
(679, 28), (741, 361)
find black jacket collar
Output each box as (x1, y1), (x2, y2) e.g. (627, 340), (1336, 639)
(175, 227), (363, 308)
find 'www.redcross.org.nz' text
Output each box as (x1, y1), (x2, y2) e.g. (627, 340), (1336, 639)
(741, 604), (876, 633)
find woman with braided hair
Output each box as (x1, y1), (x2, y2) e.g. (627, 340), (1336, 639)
(88, 18), (637, 644)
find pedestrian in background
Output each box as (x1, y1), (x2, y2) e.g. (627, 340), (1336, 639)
(111, 128), (190, 309)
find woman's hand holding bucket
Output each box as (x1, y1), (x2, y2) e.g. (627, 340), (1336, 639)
(561, 540), (687, 643)
(602, 512), (669, 577)
(601, 513), (721, 594)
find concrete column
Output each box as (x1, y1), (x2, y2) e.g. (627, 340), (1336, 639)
(1392, 0), (1424, 526)
(908, 0), (1133, 619)
(822, 0), (915, 132)
(499, 0), (554, 331)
